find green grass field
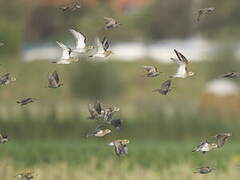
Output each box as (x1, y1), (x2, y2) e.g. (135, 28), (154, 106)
(1, 140), (239, 168)
(0, 141), (240, 180)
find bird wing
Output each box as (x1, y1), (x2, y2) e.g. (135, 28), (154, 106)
(0, 42), (4, 47)
(69, 29), (86, 49)
(102, 37), (110, 51)
(95, 37), (105, 54)
(48, 73), (58, 87)
(94, 101), (102, 114)
(1, 73), (10, 78)
(143, 66), (156, 73)
(104, 17), (115, 25)
(174, 49), (189, 64)
(88, 104), (99, 117)
(52, 71), (60, 84)
(56, 41), (70, 59)
(161, 80), (171, 89)
(176, 64), (188, 76)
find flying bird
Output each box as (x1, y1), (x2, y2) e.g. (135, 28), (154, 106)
(89, 37), (113, 58)
(108, 139), (130, 157)
(52, 41), (78, 64)
(170, 49), (195, 78)
(104, 17), (121, 30)
(197, 7), (215, 22)
(14, 172), (34, 180)
(108, 119), (123, 130)
(60, 0), (81, 12)
(222, 72), (240, 78)
(192, 140), (218, 154)
(102, 106), (120, 122)
(212, 133), (231, 148)
(194, 167), (216, 174)
(0, 134), (8, 144)
(153, 80), (173, 95)
(48, 71), (63, 88)
(88, 101), (104, 120)
(0, 73), (16, 85)
(16, 98), (37, 106)
(69, 29), (93, 54)
(143, 66), (161, 77)
(86, 124), (111, 137)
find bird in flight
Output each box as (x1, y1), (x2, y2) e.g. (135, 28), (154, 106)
(212, 133), (231, 148)
(88, 101), (104, 120)
(221, 72), (240, 78)
(0, 133), (8, 144)
(108, 139), (130, 157)
(170, 49), (195, 78)
(16, 98), (37, 106)
(192, 140), (218, 154)
(86, 124), (111, 137)
(197, 7), (215, 22)
(0, 73), (16, 85)
(194, 167), (216, 174)
(53, 41), (78, 64)
(69, 29), (94, 54)
(48, 71), (63, 88)
(89, 37), (113, 58)
(153, 80), (173, 95)
(104, 17), (121, 30)
(14, 172), (34, 180)
(59, 0), (81, 12)
(143, 66), (161, 77)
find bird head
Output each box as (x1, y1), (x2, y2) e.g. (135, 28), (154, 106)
(11, 77), (16, 81)
(188, 72), (195, 76)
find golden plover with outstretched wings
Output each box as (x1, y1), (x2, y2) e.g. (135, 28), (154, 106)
(89, 37), (113, 58)
(69, 29), (93, 54)
(170, 49), (194, 78)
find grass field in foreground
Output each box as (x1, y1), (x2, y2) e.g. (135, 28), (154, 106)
(0, 141), (240, 180)
(0, 140), (239, 168)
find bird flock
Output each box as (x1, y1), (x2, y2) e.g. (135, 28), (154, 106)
(0, 1), (240, 179)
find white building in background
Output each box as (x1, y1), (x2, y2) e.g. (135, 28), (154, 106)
(205, 79), (239, 96)
(22, 36), (216, 62)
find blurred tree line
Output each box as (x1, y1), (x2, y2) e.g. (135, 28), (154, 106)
(1, 0), (240, 54)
